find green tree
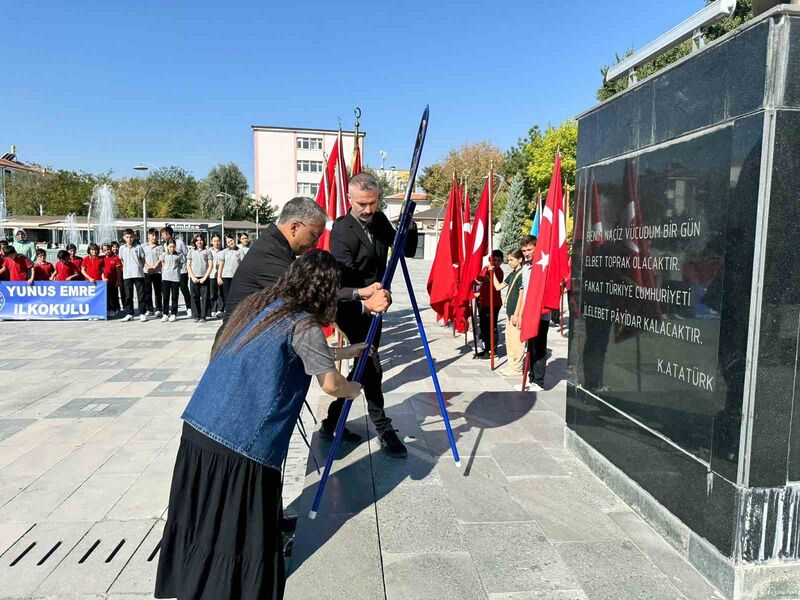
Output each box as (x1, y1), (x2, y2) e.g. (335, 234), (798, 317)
(419, 141), (505, 209)
(114, 176), (147, 219)
(597, 0), (753, 101)
(498, 173), (528, 255)
(500, 125), (541, 201)
(526, 120), (578, 192)
(6, 166), (101, 216)
(252, 194), (278, 226)
(201, 163), (250, 220)
(148, 166), (201, 218)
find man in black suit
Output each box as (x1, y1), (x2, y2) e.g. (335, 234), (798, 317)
(321, 172), (418, 456)
(224, 196), (390, 320)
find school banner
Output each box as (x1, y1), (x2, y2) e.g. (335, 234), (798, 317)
(0, 282), (107, 320)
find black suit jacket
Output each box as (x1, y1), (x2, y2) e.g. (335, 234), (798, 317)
(330, 211), (418, 341)
(223, 223), (363, 323)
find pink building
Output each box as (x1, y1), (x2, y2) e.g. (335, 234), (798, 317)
(252, 125), (366, 212)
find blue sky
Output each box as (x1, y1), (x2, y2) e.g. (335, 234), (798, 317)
(2, 0), (704, 188)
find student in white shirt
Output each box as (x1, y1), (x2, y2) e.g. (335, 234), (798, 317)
(217, 235), (246, 316)
(118, 228), (148, 322)
(187, 234), (213, 322)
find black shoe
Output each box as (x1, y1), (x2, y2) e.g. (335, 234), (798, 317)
(318, 422), (363, 444)
(280, 515), (298, 534)
(380, 429), (407, 457)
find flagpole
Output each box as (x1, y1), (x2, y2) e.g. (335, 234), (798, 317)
(452, 170), (458, 337)
(560, 181), (570, 338)
(488, 163), (496, 370)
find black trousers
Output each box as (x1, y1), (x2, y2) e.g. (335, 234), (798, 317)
(527, 319), (550, 386)
(162, 281), (181, 316)
(179, 273), (191, 312)
(123, 277), (145, 316)
(323, 322), (392, 435)
(209, 278), (223, 314)
(144, 273), (163, 312)
(478, 305), (501, 351)
(190, 279), (210, 319)
(107, 280), (121, 312)
(222, 278), (234, 314)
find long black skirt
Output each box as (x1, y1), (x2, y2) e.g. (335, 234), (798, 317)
(155, 423), (285, 600)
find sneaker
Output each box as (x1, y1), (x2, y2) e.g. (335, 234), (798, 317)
(319, 421), (363, 444)
(155, 311), (163, 318)
(145, 311), (154, 317)
(194, 318), (201, 323)
(530, 382), (545, 391)
(186, 308), (192, 317)
(513, 383), (528, 392)
(139, 314), (148, 322)
(379, 429), (408, 457)
(161, 315), (169, 322)
(201, 317), (208, 323)
(121, 314), (133, 322)
(168, 314), (177, 322)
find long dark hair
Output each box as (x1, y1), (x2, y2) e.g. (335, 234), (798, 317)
(211, 249), (340, 358)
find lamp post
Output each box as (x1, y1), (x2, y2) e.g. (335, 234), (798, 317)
(216, 192), (232, 240)
(133, 162), (156, 238)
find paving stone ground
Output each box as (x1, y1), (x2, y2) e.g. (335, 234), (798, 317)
(0, 259), (726, 599)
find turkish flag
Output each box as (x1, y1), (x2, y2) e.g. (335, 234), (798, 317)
(520, 154), (570, 341)
(315, 136), (350, 251)
(456, 179), (490, 314)
(351, 136), (362, 176)
(461, 184), (471, 265)
(428, 175), (467, 332)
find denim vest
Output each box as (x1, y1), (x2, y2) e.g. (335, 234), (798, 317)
(182, 303), (312, 470)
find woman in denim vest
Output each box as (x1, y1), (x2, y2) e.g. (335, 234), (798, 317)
(155, 250), (363, 600)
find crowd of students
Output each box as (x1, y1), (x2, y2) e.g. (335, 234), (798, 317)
(0, 226), (252, 323)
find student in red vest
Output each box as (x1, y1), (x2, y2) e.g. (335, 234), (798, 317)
(474, 249), (505, 358)
(33, 248), (55, 281)
(52, 250), (81, 281)
(0, 246), (34, 284)
(66, 243), (84, 281)
(81, 243), (104, 284)
(0, 241), (9, 281)
(102, 242), (124, 315)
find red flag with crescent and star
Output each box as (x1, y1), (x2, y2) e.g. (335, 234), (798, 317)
(520, 153), (570, 341)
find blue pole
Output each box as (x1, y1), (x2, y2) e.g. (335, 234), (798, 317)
(309, 207), (415, 519)
(399, 255), (460, 466)
(310, 105), (429, 518)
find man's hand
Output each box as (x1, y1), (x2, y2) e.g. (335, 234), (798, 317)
(339, 342), (372, 360)
(511, 314), (519, 327)
(363, 289), (391, 314)
(358, 282), (382, 299)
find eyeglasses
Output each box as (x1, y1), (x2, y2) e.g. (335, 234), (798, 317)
(297, 222), (324, 243)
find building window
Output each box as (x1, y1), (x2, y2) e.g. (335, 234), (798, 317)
(297, 137), (323, 150)
(297, 182), (320, 196)
(297, 160), (323, 173)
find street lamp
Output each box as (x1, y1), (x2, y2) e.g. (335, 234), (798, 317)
(133, 162), (156, 237)
(215, 192), (232, 240)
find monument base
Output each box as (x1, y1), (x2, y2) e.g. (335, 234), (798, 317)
(566, 429), (800, 599)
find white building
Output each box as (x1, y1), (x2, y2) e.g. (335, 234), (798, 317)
(252, 125), (366, 211)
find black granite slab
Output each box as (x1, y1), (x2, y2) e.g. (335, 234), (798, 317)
(782, 17), (800, 108)
(577, 19), (771, 168)
(567, 384), (737, 556)
(748, 110), (800, 488)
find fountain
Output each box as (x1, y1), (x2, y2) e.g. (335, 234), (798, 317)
(91, 184), (117, 245)
(64, 213), (82, 248)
